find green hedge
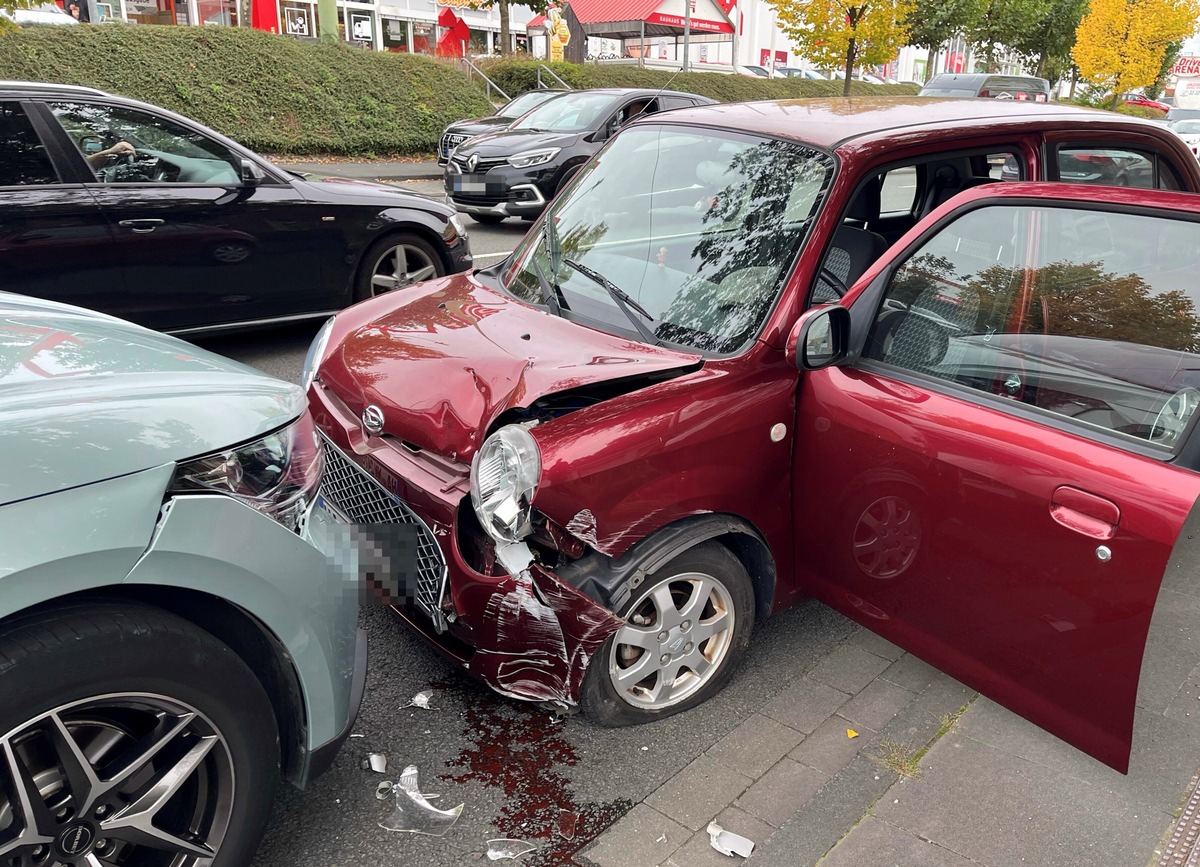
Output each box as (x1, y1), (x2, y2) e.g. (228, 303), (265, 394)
(0, 25), (493, 155)
(479, 58), (921, 102)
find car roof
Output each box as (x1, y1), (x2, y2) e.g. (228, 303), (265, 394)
(570, 87), (714, 101)
(641, 96), (1160, 151)
(0, 80), (108, 97)
(925, 72), (1047, 84)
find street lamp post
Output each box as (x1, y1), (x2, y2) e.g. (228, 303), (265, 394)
(683, 0), (691, 72)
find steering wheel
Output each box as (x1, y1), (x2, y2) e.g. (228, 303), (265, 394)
(815, 266), (849, 301)
(1152, 386), (1200, 446)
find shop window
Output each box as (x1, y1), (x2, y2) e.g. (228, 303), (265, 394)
(382, 17), (408, 52)
(413, 22), (434, 55)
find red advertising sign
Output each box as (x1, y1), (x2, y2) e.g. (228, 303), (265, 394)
(1171, 56), (1200, 76)
(645, 12), (732, 32)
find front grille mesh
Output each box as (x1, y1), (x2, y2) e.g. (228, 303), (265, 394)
(320, 438), (449, 632)
(441, 132), (470, 154)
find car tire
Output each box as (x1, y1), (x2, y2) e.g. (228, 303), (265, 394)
(355, 232), (446, 301)
(471, 214), (506, 225)
(0, 600), (279, 867)
(556, 167), (581, 195)
(581, 542), (754, 726)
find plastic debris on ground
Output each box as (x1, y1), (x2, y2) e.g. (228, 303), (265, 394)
(379, 765), (464, 836)
(655, 833), (668, 844)
(846, 728), (860, 739)
(485, 839), (537, 860)
(350, 733), (365, 738)
(556, 808), (578, 840)
(362, 753), (387, 773)
(706, 822), (755, 858)
(402, 690), (434, 709)
(375, 781), (394, 800)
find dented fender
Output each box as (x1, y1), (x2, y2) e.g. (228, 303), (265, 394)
(467, 542), (624, 706)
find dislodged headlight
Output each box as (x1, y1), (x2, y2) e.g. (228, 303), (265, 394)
(170, 412), (324, 532)
(444, 213), (469, 245)
(300, 317), (334, 392)
(470, 426), (541, 543)
(507, 148), (560, 169)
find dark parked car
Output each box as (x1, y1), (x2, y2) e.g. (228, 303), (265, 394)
(438, 89), (570, 165)
(0, 81), (472, 335)
(919, 72), (1051, 102)
(443, 88), (716, 224)
(311, 98), (1200, 774)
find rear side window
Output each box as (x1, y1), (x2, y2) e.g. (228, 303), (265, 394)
(1056, 147), (1181, 191)
(865, 205), (1200, 452)
(0, 102), (57, 186)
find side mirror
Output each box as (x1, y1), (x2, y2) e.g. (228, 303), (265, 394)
(239, 158), (264, 187)
(80, 135), (105, 155)
(786, 304), (851, 370)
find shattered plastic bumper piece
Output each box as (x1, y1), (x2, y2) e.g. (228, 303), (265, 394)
(485, 838), (537, 860)
(707, 822), (755, 858)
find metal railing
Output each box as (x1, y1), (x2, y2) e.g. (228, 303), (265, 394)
(536, 64), (573, 90)
(459, 57), (510, 103)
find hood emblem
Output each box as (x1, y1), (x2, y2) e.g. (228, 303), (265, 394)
(467, 153), (480, 172)
(362, 404), (385, 436)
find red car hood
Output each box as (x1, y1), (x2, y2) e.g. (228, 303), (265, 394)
(319, 274), (703, 462)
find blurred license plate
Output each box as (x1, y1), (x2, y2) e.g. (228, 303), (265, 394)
(453, 174), (491, 193)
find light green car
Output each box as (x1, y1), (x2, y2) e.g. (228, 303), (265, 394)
(0, 292), (364, 867)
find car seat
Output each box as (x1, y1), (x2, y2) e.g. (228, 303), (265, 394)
(813, 176), (888, 302)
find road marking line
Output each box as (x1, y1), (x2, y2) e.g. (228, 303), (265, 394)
(474, 250), (513, 260)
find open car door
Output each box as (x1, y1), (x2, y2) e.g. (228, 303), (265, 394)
(792, 182), (1200, 772)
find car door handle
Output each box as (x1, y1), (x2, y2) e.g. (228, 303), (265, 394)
(117, 218), (165, 234)
(1050, 486), (1120, 540)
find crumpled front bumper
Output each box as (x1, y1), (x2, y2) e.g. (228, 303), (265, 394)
(309, 383), (622, 706)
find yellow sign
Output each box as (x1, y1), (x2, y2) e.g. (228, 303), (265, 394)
(547, 5), (570, 61)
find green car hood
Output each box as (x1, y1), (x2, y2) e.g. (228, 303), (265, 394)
(0, 293), (302, 506)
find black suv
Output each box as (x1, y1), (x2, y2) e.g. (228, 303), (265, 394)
(444, 88), (716, 224)
(437, 89), (569, 165)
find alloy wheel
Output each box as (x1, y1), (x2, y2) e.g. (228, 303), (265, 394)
(608, 571), (736, 710)
(0, 693), (234, 867)
(368, 244), (437, 295)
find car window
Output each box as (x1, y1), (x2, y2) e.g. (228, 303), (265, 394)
(47, 101), (240, 185)
(503, 125), (834, 355)
(879, 167), (916, 215)
(510, 92), (616, 133)
(864, 204), (1200, 451)
(499, 90), (559, 119)
(1056, 146), (1180, 191)
(0, 101), (58, 186)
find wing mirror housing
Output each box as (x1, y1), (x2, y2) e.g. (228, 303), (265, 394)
(239, 158), (265, 187)
(786, 304), (851, 370)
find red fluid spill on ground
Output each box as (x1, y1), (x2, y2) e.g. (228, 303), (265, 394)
(439, 688), (631, 867)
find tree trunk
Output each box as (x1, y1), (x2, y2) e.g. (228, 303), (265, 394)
(926, 46), (938, 82)
(1108, 91), (1122, 110)
(1035, 51), (1046, 79)
(1069, 66), (1078, 99)
(499, 0), (510, 55)
(844, 37), (856, 96)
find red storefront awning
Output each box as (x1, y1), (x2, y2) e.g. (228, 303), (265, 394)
(528, 0), (732, 36)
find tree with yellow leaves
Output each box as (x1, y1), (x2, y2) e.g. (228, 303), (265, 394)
(1073, 0), (1200, 108)
(770, 0), (915, 96)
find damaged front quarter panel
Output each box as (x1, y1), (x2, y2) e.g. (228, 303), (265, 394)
(469, 541), (624, 707)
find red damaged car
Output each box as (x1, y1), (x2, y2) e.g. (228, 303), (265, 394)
(304, 98), (1200, 772)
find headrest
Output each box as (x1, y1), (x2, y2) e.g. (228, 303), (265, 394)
(846, 174), (882, 223)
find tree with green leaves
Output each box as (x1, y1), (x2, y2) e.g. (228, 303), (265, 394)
(771, 0), (915, 95)
(1073, 0), (1199, 108)
(902, 0), (986, 81)
(966, 0), (1052, 73)
(1146, 39), (1185, 99)
(1013, 0), (1087, 82)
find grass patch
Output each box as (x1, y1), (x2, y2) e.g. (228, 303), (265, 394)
(874, 738), (922, 778)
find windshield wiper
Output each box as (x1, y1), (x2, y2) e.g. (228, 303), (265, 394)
(562, 257), (663, 346)
(529, 229), (568, 316)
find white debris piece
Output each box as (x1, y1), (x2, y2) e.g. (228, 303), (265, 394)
(379, 765), (464, 836)
(485, 838), (537, 860)
(402, 690), (435, 709)
(706, 822), (755, 858)
(362, 753), (387, 773)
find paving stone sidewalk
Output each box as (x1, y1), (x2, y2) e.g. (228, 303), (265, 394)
(576, 541), (1200, 867)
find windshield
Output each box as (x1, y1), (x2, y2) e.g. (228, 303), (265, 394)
(1167, 108), (1200, 121)
(499, 90), (562, 119)
(501, 125), (834, 354)
(1174, 120), (1200, 133)
(510, 92), (617, 132)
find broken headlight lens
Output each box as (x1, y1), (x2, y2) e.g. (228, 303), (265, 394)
(470, 426), (541, 543)
(170, 412), (324, 532)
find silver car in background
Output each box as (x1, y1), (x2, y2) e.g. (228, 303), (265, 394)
(0, 293), (364, 867)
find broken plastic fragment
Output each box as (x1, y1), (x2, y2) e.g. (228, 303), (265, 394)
(402, 690), (435, 710)
(655, 833), (668, 844)
(485, 839), (537, 860)
(706, 822), (755, 858)
(350, 733), (365, 738)
(379, 765), (464, 836)
(362, 753), (387, 773)
(557, 808), (578, 840)
(375, 781), (394, 800)
(847, 729), (860, 739)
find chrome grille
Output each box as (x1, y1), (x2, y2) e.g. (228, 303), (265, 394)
(320, 437), (449, 633)
(440, 132), (471, 156)
(449, 155), (508, 173)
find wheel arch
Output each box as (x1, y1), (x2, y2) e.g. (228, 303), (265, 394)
(0, 585), (310, 789)
(353, 211), (455, 288)
(556, 512), (777, 622)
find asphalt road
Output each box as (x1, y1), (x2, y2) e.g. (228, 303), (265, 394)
(190, 183), (877, 867)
